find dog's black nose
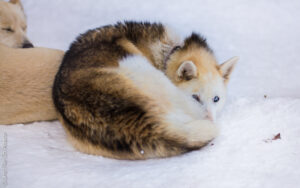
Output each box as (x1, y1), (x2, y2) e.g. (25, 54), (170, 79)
(22, 42), (34, 48)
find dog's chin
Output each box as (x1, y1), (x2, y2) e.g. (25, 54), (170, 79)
(0, 42), (24, 49)
(0, 40), (34, 48)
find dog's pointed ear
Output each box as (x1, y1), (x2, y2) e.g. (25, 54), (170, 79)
(176, 61), (198, 81)
(219, 56), (239, 83)
(9, 0), (24, 11)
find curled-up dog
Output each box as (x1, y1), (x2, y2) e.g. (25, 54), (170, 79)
(53, 21), (238, 159)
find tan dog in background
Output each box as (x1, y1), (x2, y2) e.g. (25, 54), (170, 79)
(0, 44), (64, 124)
(0, 0), (33, 48)
(0, 0), (64, 124)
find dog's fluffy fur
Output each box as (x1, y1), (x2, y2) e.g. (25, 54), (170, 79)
(0, 44), (64, 124)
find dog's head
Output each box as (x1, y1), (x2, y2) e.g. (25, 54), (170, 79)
(0, 0), (33, 48)
(165, 33), (238, 121)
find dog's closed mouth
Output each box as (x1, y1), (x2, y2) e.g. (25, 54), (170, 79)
(22, 41), (34, 48)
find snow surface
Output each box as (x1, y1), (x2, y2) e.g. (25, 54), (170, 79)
(1, 0), (300, 187)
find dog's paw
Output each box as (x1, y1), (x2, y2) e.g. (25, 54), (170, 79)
(185, 119), (218, 144)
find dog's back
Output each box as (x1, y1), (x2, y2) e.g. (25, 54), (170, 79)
(0, 44), (64, 124)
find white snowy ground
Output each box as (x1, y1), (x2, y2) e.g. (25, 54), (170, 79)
(1, 0), (300, 188)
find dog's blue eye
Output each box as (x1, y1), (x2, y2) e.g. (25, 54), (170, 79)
(213, 96), (220, 103)
(3, 28), (14, 32)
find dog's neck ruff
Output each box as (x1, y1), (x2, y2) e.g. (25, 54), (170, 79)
(163, 45), (181, 70)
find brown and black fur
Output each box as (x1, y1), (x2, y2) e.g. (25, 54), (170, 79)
(52, 21), (215, 160)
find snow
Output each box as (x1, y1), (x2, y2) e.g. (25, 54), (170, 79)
(1, 0), (300, 187)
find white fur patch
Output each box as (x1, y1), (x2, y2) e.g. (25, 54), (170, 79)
(118, 55), (184, 102)
(119, 55), (157, 72)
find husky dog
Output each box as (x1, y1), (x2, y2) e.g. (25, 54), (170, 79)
(0, 0), (33, 48)
(53, 21), (237, 159)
